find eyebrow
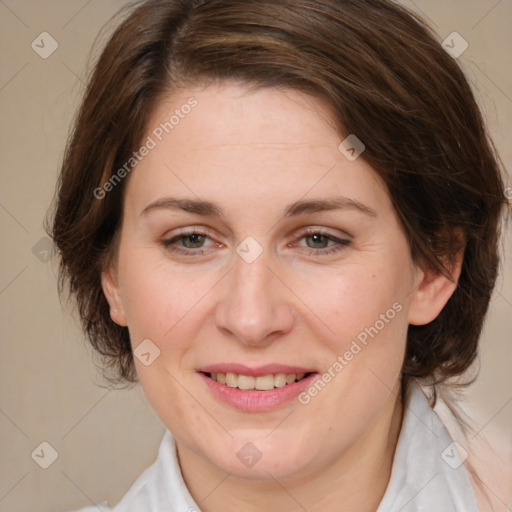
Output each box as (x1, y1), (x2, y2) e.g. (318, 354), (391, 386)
(284, 197), (377, 218)
(141, 198), (223, 217)
(140, 196), (377, 218)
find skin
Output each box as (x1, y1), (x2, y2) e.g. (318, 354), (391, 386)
(102, 82), (462, 511)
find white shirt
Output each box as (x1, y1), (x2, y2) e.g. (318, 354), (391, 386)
(74, 381), (480, 511)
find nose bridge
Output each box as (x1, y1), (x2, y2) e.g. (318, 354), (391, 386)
(215, 247), (294, 345)
(232, 253), (271, 305)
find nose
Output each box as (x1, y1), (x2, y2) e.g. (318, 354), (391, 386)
(214, 250), (295, 347)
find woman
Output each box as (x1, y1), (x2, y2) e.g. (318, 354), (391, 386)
(50, 0), (508, 510)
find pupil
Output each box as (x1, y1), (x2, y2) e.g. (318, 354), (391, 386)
(308, 234), (328, 248)
(184, 234), (204, 248)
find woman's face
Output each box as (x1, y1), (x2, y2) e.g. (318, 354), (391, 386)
(105, 82), (424, 481)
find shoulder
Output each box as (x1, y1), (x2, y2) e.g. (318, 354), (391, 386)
(432, 387), (512, 512)
(378, 381), (480, 512)
(466, 428), (512, 511)
(80, 430), (199, 511)
(69, 429), (199, 512)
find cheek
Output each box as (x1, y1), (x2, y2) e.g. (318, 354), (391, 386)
(290, 259), (409, 346)
(116, 252), (214, 423)
(117, 248), (211, 349)
(288, 241), (412, 397)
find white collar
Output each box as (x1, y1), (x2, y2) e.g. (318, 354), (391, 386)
(376, 380), (479, 512)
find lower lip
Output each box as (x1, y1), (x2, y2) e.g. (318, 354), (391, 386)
(199, 372), (318, 412)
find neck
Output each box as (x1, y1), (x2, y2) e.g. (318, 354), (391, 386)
(178, 383), (404, 512)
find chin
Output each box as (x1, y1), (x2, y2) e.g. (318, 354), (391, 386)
(218, 454), (310, 482)
(203, 428), (316, 481)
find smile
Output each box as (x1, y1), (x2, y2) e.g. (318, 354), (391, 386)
(197, 364), (319, 411)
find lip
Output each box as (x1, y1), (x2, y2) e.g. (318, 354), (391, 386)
(198, 368), (319, 412)
(197, 363), (315, 377)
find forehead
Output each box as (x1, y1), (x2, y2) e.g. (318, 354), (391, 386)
(154, 82), (341, 146)
(123, 83), (391, 217)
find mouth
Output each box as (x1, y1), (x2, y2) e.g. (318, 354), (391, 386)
(197, 364), (319, 411)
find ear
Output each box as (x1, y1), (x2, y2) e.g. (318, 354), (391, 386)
(408, 245), (464, 326)
(101, 266), (128, 327)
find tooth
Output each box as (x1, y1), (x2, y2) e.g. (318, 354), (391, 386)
(213, 371), (309, 390)
(225, 372), (238, 388)
(237, 375), (255, 390)
(286, 373), (296, 384)
(274, 373), (287, 387)
(255, 374), (275, 391)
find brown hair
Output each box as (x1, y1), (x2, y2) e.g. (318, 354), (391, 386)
(50, 0), (507, 395)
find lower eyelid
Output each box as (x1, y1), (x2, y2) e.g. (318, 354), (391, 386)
(299, 239), (350, 254)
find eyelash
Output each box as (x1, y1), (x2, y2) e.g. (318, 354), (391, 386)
(161, 228), (351, 257)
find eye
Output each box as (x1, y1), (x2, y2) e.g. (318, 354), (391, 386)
(293, 228), (351, 256)
(161, 229), (220, 255)
(177, 233), (207, 249)
(305, 233), (333, 249)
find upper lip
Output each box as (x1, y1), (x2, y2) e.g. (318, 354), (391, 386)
(197, 363), (316, 377)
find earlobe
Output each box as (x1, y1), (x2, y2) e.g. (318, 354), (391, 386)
(101, 267), (128, 327)
(408, 247), (464, 326)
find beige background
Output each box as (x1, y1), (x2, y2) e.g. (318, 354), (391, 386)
(0, 1), (511, 511)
